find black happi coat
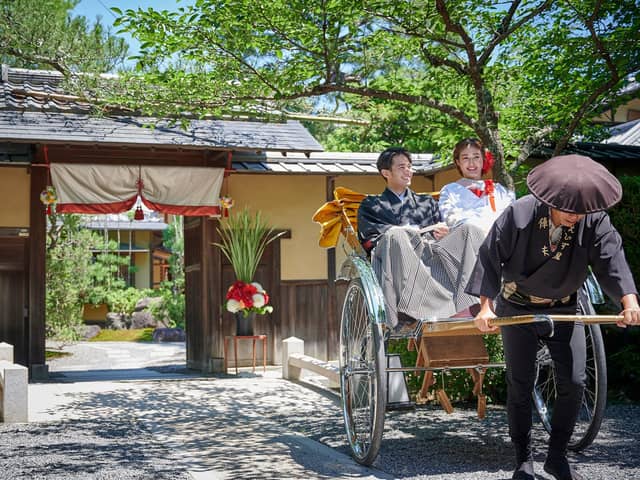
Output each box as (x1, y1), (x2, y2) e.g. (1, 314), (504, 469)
(466, 195), (637, 315)
(357, 187), (441, 248)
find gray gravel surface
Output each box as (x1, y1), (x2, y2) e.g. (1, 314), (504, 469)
(349, 403), (640, 480)
(3, 342), (639, 479)
(0, 420), (191, 480)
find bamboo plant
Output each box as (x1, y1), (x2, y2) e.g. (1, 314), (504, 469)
(214, 208), (283, 283)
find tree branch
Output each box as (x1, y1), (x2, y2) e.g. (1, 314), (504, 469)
(511, 125), (556, 170)
(272, 83), (479, 130)
(479, 0), (554, 66)
(553, 0), (625, 154)
(254, 4), (324, 58)
(420, 46), (468, 76)
(191, 27), (285, 97)
(371, 14), (468, 75)
(1, 45), (70, 76)
(434, 0), (490, 129)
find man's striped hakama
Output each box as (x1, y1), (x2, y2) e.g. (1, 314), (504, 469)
(371, 222), (484, 328)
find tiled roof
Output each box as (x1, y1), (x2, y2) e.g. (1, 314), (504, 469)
(0, 66), (323, 153)
(604, 119), (640, 146)
(230, 151), (448, 175)
(535, 141), (640, 161)
(0, 111), (322, 152)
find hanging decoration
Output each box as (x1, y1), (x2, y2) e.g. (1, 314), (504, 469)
(220, 196), (234, 217)
(217, 151), (234, 217)
(50, 164), (224, 216)
(134, 204), (145, 221)
(134, 168), (145, 221)
(40, 185), (57, 215)
(38, 145), (56, 215)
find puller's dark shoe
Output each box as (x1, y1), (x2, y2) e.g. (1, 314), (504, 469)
(543, 456), (586, 480)
(512, 460), (534, 480)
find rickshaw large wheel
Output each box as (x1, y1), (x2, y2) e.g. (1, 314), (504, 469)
(339, 277), (387, 466)
(532, 323), (607, 451)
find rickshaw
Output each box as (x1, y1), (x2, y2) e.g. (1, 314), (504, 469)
(313, 187), (619, 466)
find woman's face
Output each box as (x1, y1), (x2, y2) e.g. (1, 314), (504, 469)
(456, 145), (483, 180)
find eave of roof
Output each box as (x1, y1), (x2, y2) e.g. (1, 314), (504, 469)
(534, 141), (640, 162)
(604, 119), (640, 146)
(230, 151), (451, 175)
(0, 111), (323, 153)
(0, 66), (323, 154)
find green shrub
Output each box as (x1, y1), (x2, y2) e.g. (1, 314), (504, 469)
(603, 175), (640, 402)
(602, 325), (640, 403)
(609, 176), (640, 285)
(147, 283), (185, 329)
(387, 333), (507, 406)
(46, 214), (101, 341)
(107, 287), (153, 315)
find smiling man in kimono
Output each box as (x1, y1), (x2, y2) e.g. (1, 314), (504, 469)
(468, 154), (640, 480)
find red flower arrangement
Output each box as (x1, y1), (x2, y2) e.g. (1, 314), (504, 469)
(225, 280), (273, 316)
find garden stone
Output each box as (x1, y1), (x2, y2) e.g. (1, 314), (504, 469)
(106, 312), (130, 330)
(80, 325), (101, 340)
(134, 296), (163, 312)
(152, 327), (185, 342)
(131, 311), (168, 329)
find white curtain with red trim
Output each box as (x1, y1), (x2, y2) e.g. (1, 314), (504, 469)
(51, 164), (224, 216)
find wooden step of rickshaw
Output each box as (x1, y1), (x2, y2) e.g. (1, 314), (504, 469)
(410, 334), (489, 417)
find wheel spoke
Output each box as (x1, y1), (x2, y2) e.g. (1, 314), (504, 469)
(340, 278), (386, 465)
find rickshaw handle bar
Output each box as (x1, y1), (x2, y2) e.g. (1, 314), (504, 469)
(421, 314), (623, 334)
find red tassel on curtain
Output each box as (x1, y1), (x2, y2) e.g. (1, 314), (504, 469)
(134, 166), (145, 220)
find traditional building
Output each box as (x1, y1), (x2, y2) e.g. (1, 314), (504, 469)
(0, 66), (457, 377)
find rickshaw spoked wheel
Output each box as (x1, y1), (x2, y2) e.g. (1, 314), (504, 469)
(339, 277), (387, 466)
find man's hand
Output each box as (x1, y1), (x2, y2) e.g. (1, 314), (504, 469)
(618, 293), (640, 328)
(474, 296), (499, 332)
(432, 223), (449, 240)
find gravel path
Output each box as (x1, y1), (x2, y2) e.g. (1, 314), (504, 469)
(2, 342), (638, 479)
(0, 419), (191, 480)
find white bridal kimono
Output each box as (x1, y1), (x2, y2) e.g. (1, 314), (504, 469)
(438, 178), (515, 233)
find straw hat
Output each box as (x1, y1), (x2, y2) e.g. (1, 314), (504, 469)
(527, 154), (622, 214)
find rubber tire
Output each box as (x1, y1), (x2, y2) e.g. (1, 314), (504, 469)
(532, 322), (607, 451)
(339, 277), (387, 465)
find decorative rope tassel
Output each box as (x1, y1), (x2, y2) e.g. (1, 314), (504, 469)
(484, 179), (496, 212)
(436, 372), (454, 414)
(469, 367), (487, 419)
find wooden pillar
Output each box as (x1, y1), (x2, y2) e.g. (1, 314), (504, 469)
(326, 176), (338, 361)
(184, 216), (224, 373)
(269, 231), (282, 364)
(29, 148), (48, 379)
(205, 216), (223, 371)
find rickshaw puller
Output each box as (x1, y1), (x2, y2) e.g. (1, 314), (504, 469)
(467, 154), (640, 480)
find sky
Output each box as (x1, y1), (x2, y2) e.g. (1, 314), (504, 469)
(72, 0), (194, 58)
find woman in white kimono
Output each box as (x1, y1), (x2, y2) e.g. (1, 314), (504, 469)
(439, 138), (515, 233)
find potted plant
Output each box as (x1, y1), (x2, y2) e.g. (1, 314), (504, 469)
(215, 208), (283, 335)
